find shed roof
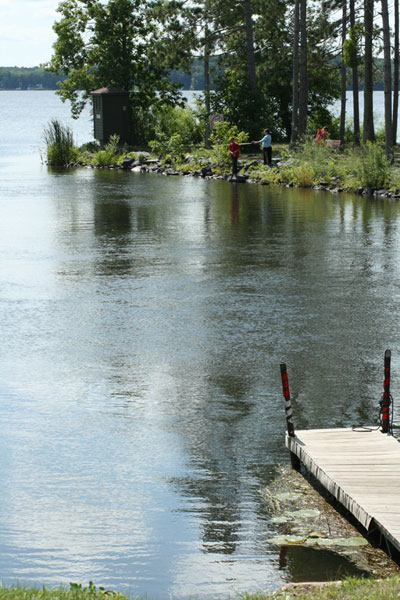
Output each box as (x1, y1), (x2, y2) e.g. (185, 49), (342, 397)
(91, 86), (128, 95)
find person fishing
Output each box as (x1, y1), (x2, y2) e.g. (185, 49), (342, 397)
(229, 136), (240, 177)
(253, 129), (272, 166)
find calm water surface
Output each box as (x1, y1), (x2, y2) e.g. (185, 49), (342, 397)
(1, 91), (400, 598)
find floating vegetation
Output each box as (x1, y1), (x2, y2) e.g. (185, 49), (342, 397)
(267, 534), (369, 548)
(261, 465), (399, 577)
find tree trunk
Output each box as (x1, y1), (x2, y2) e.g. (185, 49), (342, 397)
(290, 0), (300, 147)
(393, 0), (399, 144)
(204, 21), (211, 148)
(382, 0), (393, 156)
(298, 0), (308, 137)
(244, 0), (257, 91)
(363, 0), (375, 142)
(349, 0), (360, 144)
(340, 0), (347, 145)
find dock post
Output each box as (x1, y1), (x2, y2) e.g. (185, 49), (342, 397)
(280, 363), (300, 469)
(381, 349), (392, 434)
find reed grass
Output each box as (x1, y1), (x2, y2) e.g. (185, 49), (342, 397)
(43, 119), (78, 166)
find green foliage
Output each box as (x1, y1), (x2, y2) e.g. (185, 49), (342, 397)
(163, 104), (202, 146)
(43, 119), (78, 166)
(2, 577), (400, 600)
(210, 71), (275, 141)
(149, 133), (186, 162)
(46, 0), (194, 141)
(374, 120), (386, 143)
(68, 581), (118, 598)
(148, 104), (202, 162)
(92, 134), (121, 166)
(389, 166), (400, 189)
(245, 575), (400, 599)
(343, 24), (363, 68)
(148, 104), (202, 160)
(79, 141), (101, 154)
(205, 0), (340, 142)
(354, 142), (391, 188)
(290, 141), (390, 189)
(293, 163), (316, 187)
(245, 140), (392, 191)
(0, 583), (130, 600)
(254, 158), (316, 187)
(300, 139), (338, 179)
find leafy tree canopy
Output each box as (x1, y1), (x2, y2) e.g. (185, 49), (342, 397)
(205, 0), (340, 141)
(46, 0), (196, 140)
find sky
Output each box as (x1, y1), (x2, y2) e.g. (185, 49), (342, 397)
(0, 0), (59, 67)
(0, 0), (393, 69)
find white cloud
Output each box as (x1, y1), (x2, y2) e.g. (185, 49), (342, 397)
(0, 0), (59, 66)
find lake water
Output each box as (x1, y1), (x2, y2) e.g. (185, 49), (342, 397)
(332, 90), (391, 132)
(1, 90), (400, 599)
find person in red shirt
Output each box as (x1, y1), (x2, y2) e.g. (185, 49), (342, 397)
(315, 126), (328, 144)
(229, 136), (240, 177)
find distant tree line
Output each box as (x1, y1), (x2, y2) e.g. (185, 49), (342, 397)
(0, 67), (66, 90)
(0, 60), (218, 91)
(0, 60), (389, 92)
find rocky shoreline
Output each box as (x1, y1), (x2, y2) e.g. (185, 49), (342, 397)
(71, 153), (400, 200)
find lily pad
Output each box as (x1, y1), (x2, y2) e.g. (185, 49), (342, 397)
(312, 537), (368, 547)
(267, 535), (307, 545)
(270, 515), (291, 524)
(275, 492), (301, 502)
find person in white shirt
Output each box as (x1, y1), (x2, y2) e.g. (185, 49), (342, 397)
(253, 129), (272, 165)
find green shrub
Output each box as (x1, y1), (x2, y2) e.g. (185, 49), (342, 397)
(149, 104), (202, 163)
(156, 104), (202, 146)
(374, 120), (386, 144)
(356, 142), (391, 188)
(79, 141), (100, 153)
(149, 133), (186, 163)
(300, 138), (336, 179)
(293, 162), (315, 187)
(92, 134), (120, 166)
(43, 119), (78, 166)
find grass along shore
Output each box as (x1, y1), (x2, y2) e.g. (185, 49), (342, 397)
(59, 141), (400, 197)
(3, 577), (400, 600)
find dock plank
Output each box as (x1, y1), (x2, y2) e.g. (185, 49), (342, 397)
(286, 428), (400, 545)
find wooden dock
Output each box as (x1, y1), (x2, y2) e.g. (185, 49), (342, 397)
(286, 427), (400, 552)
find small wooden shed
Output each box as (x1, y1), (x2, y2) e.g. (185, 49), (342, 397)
(91, 86), (132, 147)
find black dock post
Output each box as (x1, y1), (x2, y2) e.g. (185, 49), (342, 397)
(280, 363), (300, 469)
(381, 349), (392, 434)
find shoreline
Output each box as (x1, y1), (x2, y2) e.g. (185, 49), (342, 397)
(66, 153), (400, 201)
(2, 576), (400, 600)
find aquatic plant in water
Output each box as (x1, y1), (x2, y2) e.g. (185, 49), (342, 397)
(43, 119), (78, 166)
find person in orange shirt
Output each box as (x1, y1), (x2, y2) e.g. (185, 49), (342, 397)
(315, 126), (328, 144)
(229, 136), (240, 177)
